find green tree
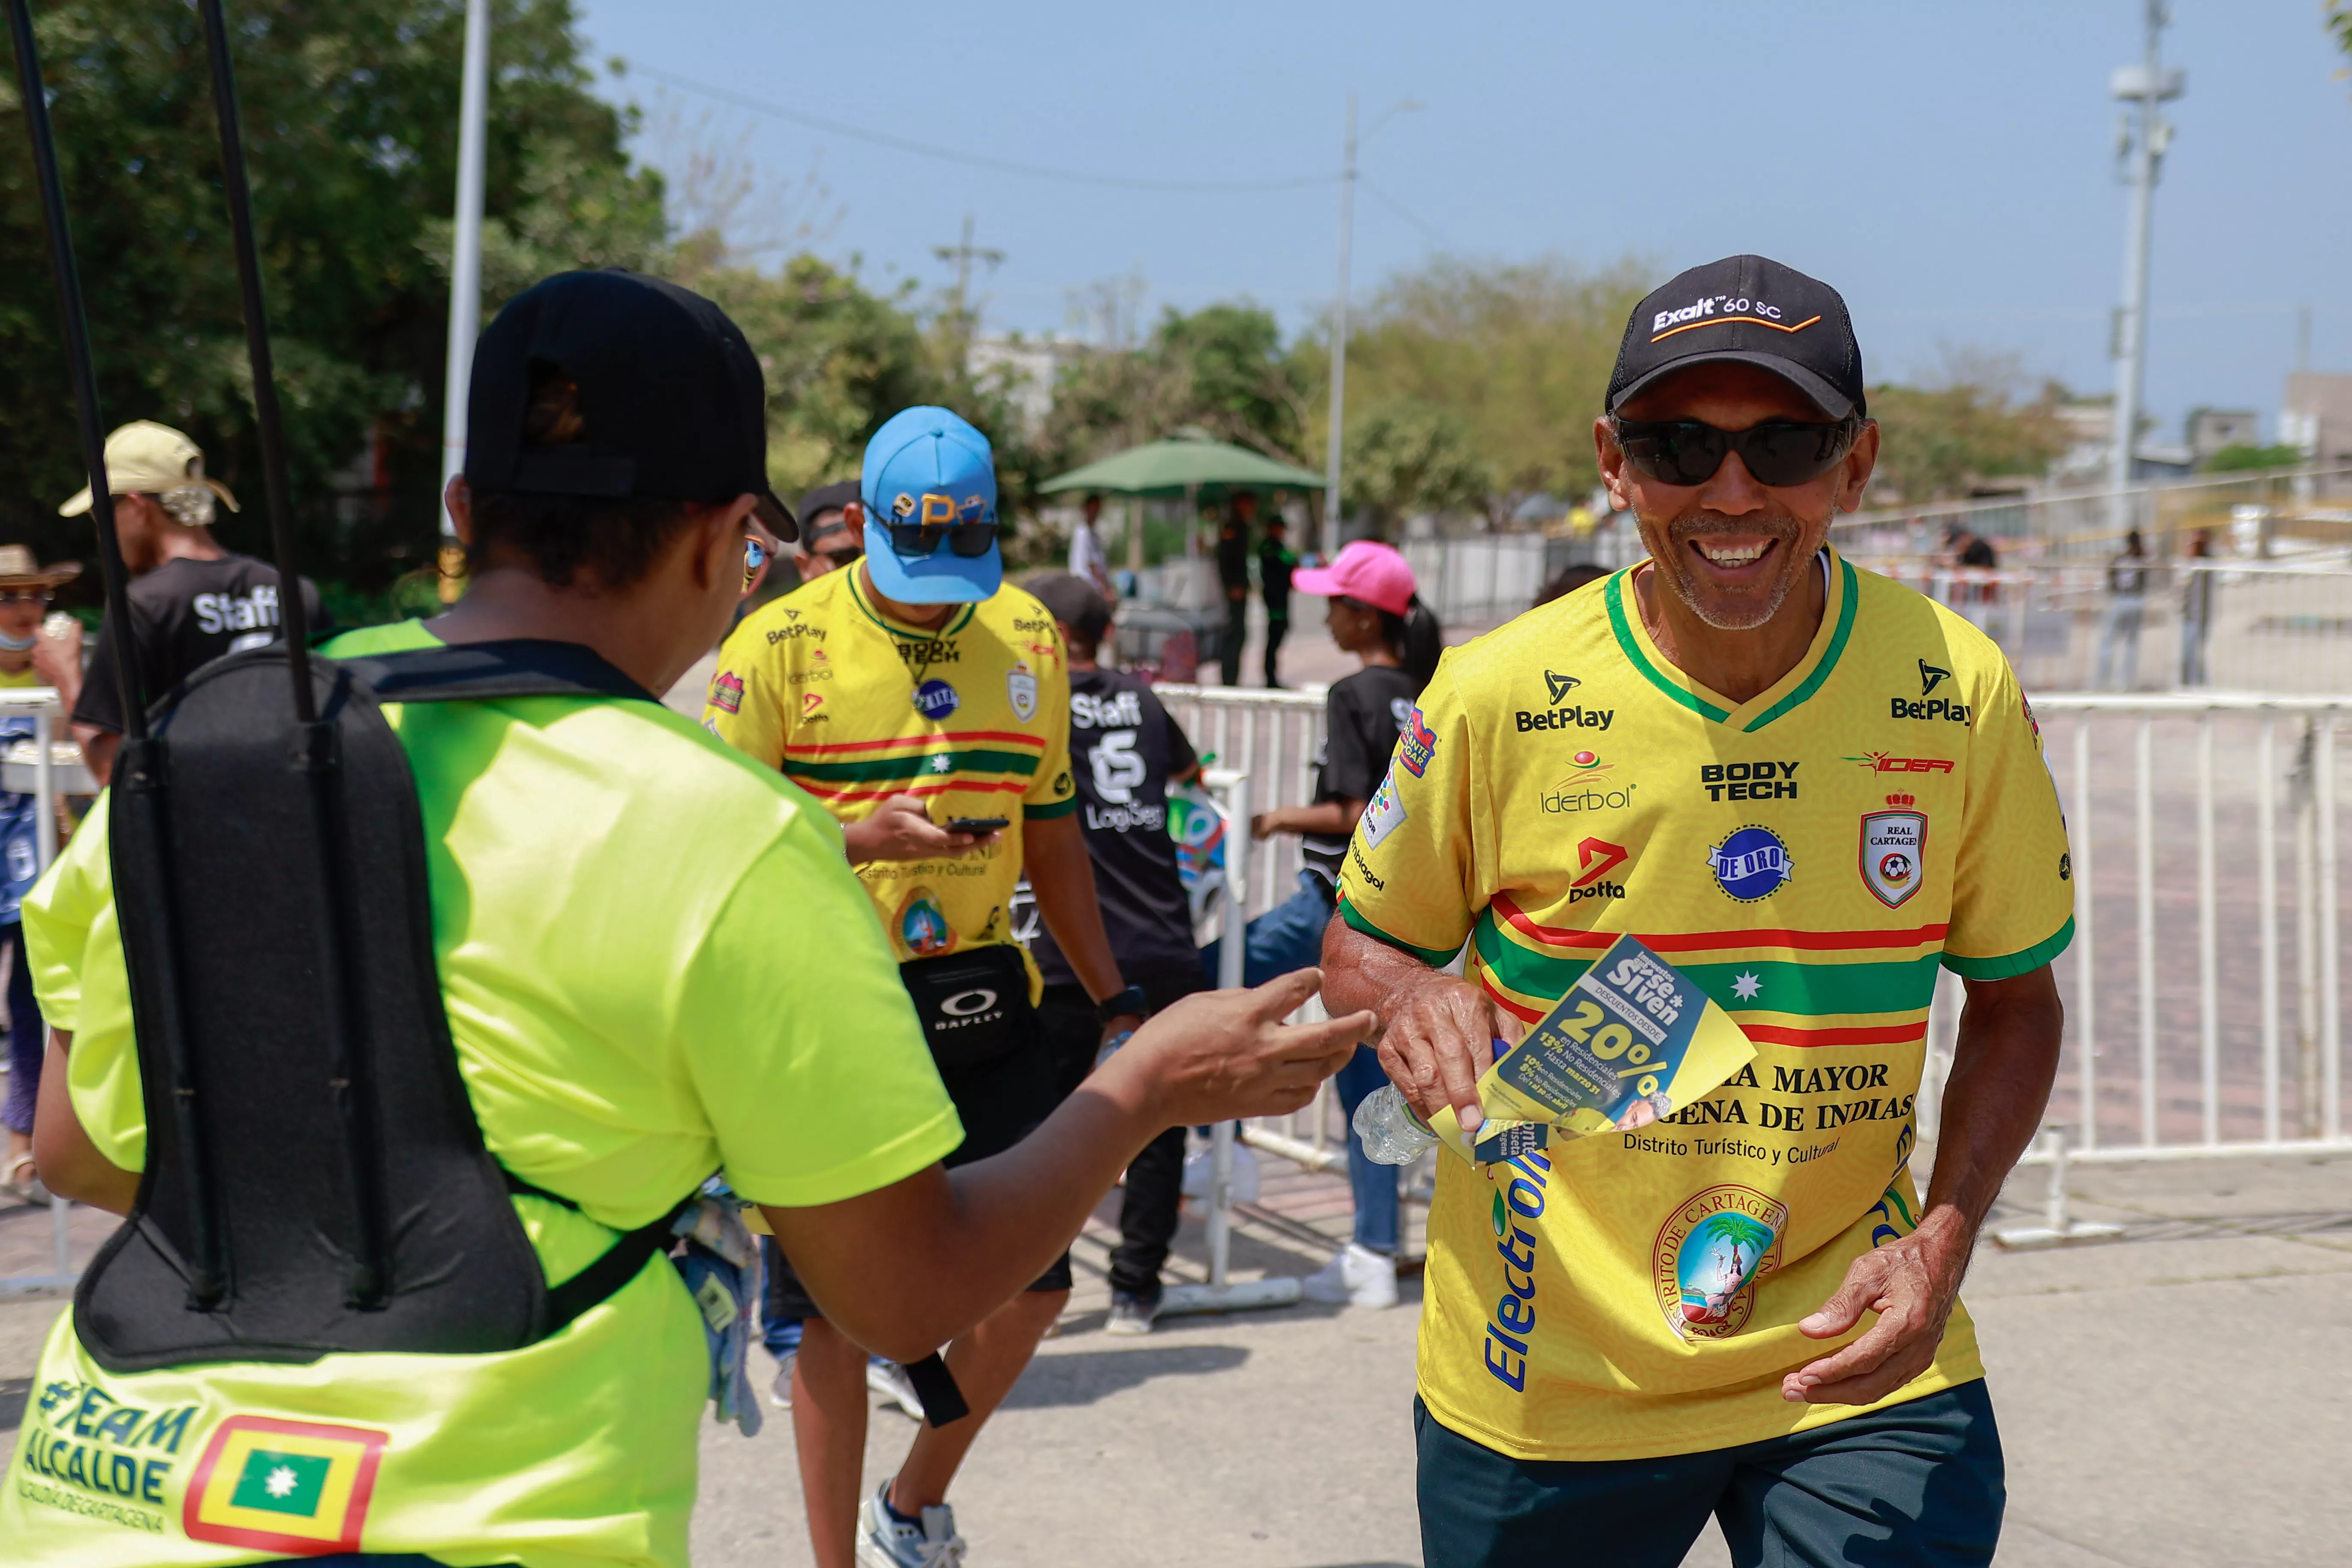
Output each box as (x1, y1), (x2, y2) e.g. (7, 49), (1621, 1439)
(1302, 255), (1652, 525)
(1342, 400), (1491, 538)
(1863, 355), (2065, 505)
(1043, 299), (1310, 475)
(0, 0), (661, 609)
(2201, 442), (2307, 473)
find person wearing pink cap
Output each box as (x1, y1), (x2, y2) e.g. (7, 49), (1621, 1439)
(1205, 538), (1441, 1306)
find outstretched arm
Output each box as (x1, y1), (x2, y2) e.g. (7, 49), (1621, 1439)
(1783, 964), (2062, 1405)
(765, 970), (1369, 1362)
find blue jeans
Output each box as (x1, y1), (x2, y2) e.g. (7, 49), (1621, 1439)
(1200, 873), (1398, 1253)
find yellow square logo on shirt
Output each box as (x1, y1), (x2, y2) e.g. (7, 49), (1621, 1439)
(183, 1414), (387, 1555)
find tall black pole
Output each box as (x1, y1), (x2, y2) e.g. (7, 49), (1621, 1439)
(4, 0), (146, 737)
(7, 0), (222, 1306)
(194, 0), (313, 724)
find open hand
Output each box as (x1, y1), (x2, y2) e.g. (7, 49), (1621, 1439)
(843, 792), (999, 866)
(1781, 1210), (1972, 1405)
(1106, 968), (1370, 1126)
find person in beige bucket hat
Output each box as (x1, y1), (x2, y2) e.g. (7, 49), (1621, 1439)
(54, 419), (324, 785)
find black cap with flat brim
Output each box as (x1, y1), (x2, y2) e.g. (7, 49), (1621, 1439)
(464, 269), (796, 541)
(1607, 255), (1865, 421)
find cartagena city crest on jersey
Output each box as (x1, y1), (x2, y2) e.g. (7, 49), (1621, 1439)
(1006, 661), (1039, 723)
(182, 1415), (388, 1555)
(1652, 1185), (1787, 1339)
(1859, 796), (1928, 908)
(897, 885), (955, 957)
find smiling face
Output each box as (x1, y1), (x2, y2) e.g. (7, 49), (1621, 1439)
(1597, 363), (1877, 632)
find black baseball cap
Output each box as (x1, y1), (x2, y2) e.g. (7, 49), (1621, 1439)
(465, 269), (796, 540)
(795, 480), (861, 548)
(1027, 571), (1112, 642)
(1607, 255), (1866, 421)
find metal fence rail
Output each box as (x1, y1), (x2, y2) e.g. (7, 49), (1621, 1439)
(0, 689), (80, 1297)
(1152, 686), (2352, 1179)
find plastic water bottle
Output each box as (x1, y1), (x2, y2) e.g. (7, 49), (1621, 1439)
(1354, 1084), (1440, 1165)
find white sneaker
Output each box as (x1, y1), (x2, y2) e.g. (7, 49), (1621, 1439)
(1301, 1243), (1398, 1309)
(857, 1481), (966, 1568)
(1105, 1290), (1158, 1336)
(867, 1358), (927, 1422)
(1180, 1141), (1262, 1204)
(769, 1351), (795, 1409)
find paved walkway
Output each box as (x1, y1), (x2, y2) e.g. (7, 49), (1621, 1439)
(9, 1148), (2346, 1566)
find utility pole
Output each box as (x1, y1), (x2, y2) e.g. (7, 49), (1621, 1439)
(438, 0), (490, 591)
(2107, 2), (2183, 536)
(933, 213), (1003, 372)
(1321, 93), (1357, 561)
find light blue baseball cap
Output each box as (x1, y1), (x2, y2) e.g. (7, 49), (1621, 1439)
(860, 406), (1002, 603)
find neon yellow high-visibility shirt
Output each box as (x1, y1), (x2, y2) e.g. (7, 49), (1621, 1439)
(3, 619), (961, 1567)
(1340, 551), (2072, 1462)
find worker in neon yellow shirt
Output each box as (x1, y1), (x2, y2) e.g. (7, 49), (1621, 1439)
(7, 269), (1367, 1568)
(1324, 256), (2071, 1568)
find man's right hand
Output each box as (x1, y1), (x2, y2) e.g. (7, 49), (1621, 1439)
(1320, 921), (1522, 1138)
(1099, 969), (1371, 1126)
(842, 792), (999, 866)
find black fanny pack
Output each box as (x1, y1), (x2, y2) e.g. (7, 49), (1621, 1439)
(899, 945), (1033, 1069)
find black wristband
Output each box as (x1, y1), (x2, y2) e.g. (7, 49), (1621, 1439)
(1097, 984), (1148, 1024)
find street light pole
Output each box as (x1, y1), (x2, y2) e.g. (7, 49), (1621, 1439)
(2108, 1), (2181, 536)
(440, 0), (491, 558)
(1321, 93), (1357, 562)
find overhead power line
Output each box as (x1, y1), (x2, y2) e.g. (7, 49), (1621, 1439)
(629, 64), (1341, 194)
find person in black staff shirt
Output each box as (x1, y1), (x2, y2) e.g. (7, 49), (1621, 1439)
(1214, 490), (1259, 686)
(790, 479), (866, 586)
(60, 420), (328, 786)
(1257, 512), (1296, 687)
(1215, 538), (1442, 1310)
(1024, 571), (1205, 1336)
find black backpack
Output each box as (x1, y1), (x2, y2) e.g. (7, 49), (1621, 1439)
(78, 639), (694, 1372)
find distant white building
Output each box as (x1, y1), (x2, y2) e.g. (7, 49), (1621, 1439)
(2281, 373), (2352, 472)
(967, 334), (1077, 434)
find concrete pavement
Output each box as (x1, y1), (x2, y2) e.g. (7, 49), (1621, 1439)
(2, 1148), (2347, 1565)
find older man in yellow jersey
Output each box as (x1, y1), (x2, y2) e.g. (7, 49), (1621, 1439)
(1324, 256), (2070, 1568)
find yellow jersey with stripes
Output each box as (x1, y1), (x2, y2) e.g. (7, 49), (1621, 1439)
(1337, 548), (2072, 1462)
(704, 566), (1077, 988)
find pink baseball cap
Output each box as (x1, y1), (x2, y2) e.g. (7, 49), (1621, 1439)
(1292, 540), (1418, 617)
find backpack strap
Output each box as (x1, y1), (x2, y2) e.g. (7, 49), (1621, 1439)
(334, 638), (658, 705)
(503, 1170), (699, 1336)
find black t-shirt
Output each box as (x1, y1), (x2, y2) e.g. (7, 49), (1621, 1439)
(1029, 666), (1204, 988)
(1216, 520), (1250, 592)
(73, 553), (332, 735)
(1301, 664), (1417, 888)
(1258, 537), (1296, 615)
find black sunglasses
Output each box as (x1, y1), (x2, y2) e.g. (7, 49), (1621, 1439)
(1613, 416), (1860, 489)
(869, 495), (999, 560)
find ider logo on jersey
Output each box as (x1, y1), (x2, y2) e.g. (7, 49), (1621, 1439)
(1699, 761), (1798, 802)
(1860, 795), (1928, 908)
(1845, 752), (1954, 776)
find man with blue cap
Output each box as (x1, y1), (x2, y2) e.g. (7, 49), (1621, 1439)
(708, 406), (1150, 1568)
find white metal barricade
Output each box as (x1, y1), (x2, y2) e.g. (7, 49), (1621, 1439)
(1147, 685), (2352, 1183)
(0, 687), (82, 1297)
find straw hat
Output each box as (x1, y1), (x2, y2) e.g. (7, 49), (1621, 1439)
(0, 545), (81, 591)
(57, 420), (240, 518)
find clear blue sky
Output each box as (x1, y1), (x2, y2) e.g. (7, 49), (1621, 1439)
(571, 1), (2352, 441)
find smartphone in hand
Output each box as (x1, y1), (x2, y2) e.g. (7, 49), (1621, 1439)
(944, 816), (1009, 835)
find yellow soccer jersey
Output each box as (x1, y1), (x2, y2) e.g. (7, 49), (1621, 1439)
(1338, 548), (2072, 1463)
(705, 566), (1077, 985)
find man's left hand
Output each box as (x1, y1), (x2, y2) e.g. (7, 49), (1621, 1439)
(1781, 1207), (1972, 1406)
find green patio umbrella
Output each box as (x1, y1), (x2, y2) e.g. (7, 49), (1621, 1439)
(1041, 433), (1325, 498)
